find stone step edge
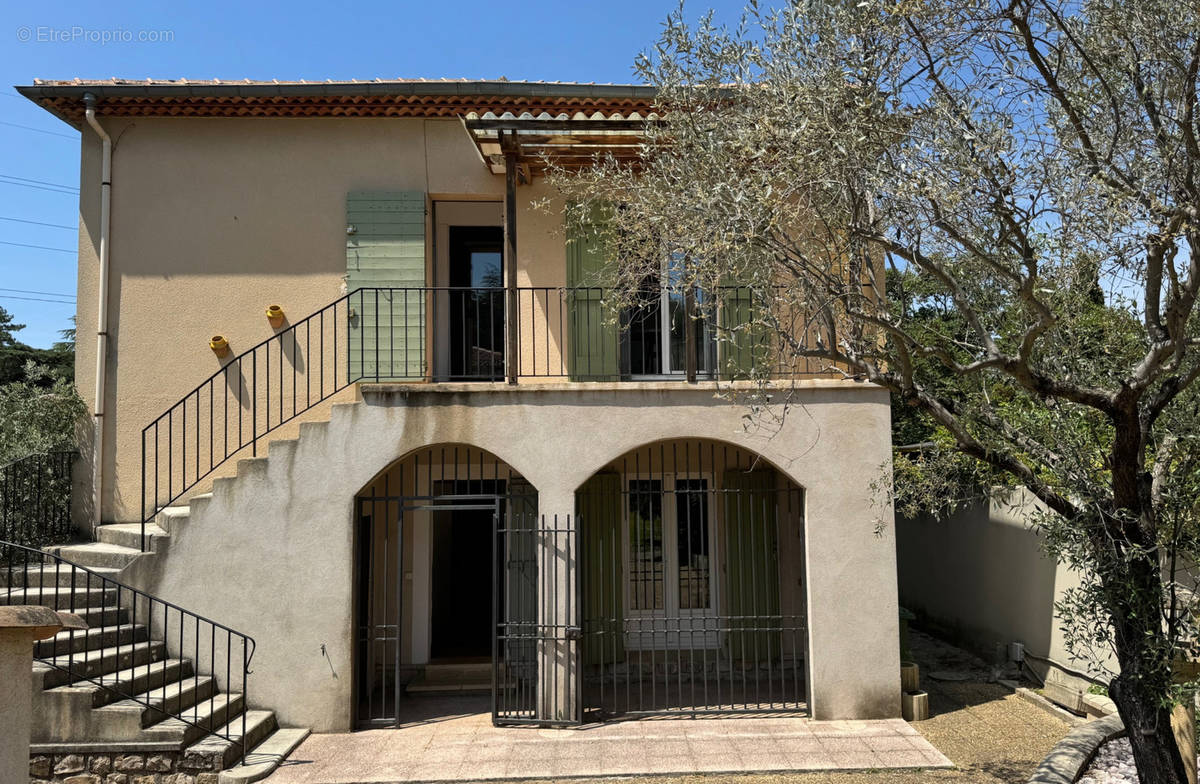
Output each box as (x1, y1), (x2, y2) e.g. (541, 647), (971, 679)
(30, 740), (183, 754)
(218, 727), (311, 784)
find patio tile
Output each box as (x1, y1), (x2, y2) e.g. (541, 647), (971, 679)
(876, 748), (938, 768)
(643, 755), (698, 774)
(827, 750), (881, 769)
(786, 750), (836, 770)
(641, 739), (692, 756)
(741, 753), (794, 771)
(777, 736), (826, 754)
(404, 762), (462, 782)
(866, 734), (921, 752)
(921, 748), (955, 766)
(691, 751), (743, 771)
(503, 758), (557, 778)
(265, 709), (956, 783)
(457, 760), (509, 780)
(818, 736), (873, 753)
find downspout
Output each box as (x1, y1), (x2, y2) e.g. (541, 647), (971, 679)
(83, 94), (111, 529)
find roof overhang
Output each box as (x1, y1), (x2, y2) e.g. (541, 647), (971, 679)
(16, 79), (659, 131)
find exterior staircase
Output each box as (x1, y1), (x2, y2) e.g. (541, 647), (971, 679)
(6, 513), (310, 784)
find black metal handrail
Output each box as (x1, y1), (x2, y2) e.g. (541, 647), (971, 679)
(1, 541), (254, 764)
(140, 285), (818, 542)
(1, 451), (75, 549)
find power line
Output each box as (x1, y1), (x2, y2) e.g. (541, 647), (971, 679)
(0, 287), (75, 299)
(0, 240), (75, 254)
(0, 173), (78, 192)
(0, 294), (75, 305)
(0, 120), (75, 140)
(0, 180), (77, 196)
(0, 216), (74, 231)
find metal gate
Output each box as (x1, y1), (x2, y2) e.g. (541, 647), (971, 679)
(354, 494), (405, 727)
(494, 510), (581, 726)
(577, 439), (809, 719)
(354, 457), (580, 728)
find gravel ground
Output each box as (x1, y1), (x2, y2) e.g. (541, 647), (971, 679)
(1078, 737), (1200, 784)
(1078, 737), (1139, 783)
(513, 629), (1073, 784)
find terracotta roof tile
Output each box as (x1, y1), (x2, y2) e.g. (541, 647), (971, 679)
(17, 79), (659, 128)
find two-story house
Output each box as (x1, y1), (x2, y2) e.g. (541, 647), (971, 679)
(15, 78), (900, 778)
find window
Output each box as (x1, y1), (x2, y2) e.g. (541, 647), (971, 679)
(625, 475), (717, 648)
(623, 255), (716, 377)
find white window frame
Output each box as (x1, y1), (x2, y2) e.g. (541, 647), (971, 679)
(628, 257), (716, 379)
(622, 472), (720, 649)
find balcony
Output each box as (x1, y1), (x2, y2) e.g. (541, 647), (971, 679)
(346, 286), (820, 383)
(141, 284), (826, 521)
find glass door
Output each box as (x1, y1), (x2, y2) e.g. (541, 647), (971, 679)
(447, 226), (505, 380)
(624, 256), (714, 378)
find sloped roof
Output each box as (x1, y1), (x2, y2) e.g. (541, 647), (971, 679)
(17, 79), (660, 129)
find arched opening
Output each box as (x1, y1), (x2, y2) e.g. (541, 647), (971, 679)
(353, 444), (537, 728)
(576, 438), (807, 719)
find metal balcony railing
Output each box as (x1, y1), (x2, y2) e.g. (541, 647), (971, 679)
(141, 286), (823, 541)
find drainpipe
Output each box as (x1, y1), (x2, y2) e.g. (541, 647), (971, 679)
(83, 94), (111, 529)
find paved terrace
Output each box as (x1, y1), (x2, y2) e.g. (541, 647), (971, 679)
(264, 696), (951, 783)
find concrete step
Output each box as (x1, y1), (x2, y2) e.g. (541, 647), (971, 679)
(48, 542), (143, 570)
(407, 660), (498, 694)
(423, 661), (494, 681)
(185, 709), (278, 771)
(0, 584), (117, 608)
(97, 675), (218, 730)
(47, 658), (194, 708)
(4, 564), (122, 588)
(35, 623), (147, 658)
(155, 506), (191, 533)
(145, 691), (245, 746)
(218, 727), (310, 784)
(43, 640), (166, 689)
(95, 523), (167, 551)
(54, 603), (131, 629)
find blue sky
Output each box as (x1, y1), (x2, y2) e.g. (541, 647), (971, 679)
(1, 0), (744, 348)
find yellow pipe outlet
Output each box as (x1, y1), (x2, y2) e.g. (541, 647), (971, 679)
(209, 335), (230, 358)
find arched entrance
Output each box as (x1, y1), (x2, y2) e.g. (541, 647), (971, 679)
(576, 438), (807, 719)
(352, 444), (537, 727)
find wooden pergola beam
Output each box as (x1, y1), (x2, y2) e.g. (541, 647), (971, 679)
(463, 119), (660, 132)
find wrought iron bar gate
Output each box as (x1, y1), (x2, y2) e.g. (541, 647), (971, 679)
(577, 439), (809, 719)
(354, 478), (579, 727)
(493, 512), (580, 726)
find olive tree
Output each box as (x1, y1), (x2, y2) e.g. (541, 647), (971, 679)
(549, 1), (1200, 781)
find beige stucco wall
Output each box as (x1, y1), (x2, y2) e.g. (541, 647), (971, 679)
(75, 117), (570, 525)
(896, 489), (1112, 688)
(118, 381), (899, 730)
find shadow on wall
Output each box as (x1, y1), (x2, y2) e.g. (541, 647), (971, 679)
(895, 489), (1061, 672)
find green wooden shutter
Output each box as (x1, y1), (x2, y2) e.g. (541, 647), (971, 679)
(717, 281), (768, 380)
(578, 472), (625, 665)
(723, 470), (781, 662)
(566, 215), (620, 381)
(346, 191), (426, 381)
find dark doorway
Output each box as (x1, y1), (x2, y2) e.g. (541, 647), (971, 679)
(447, 226), (505, 380)
(430, 506), (494, 659)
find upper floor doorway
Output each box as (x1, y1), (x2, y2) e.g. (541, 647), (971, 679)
(433, 201), (505, 381)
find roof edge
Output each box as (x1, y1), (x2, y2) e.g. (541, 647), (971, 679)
(16, 80), (661, 129)
(16, 80), (658, 101)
